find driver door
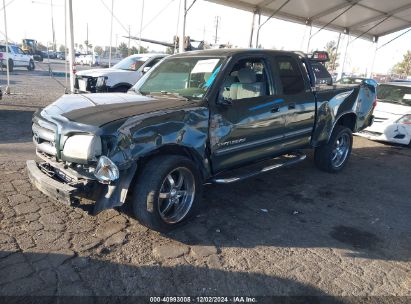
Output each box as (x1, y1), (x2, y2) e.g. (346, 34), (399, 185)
(210, 56), (288, 172)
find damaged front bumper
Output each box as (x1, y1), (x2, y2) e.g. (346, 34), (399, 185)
(27, 160), (80, 204)
(26, 160), (137, 214)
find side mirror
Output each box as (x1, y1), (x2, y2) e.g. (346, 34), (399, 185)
(216, 94), (233, 106)
(142, 66), (151, 74)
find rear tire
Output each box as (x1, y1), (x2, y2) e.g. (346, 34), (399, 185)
(131, 155), (203, 232)
(314, 125), (353, 173)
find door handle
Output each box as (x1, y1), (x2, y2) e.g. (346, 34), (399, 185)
(288, 103), (296, 110)
(271, 106), (280, 113)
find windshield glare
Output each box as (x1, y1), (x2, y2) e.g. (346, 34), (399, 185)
(134, 56), (224, 100)
(377, 84), (411, 106)
(113, 56), (147, 71)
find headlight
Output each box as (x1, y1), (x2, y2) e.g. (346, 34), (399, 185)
(397, 114), (411, 125)
(62, 135), (102, 160)
(94, 156), (119, 183)
(96, 76), (107, 87)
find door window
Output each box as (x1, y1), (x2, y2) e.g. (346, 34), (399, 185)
(221, 58), (270, 101)
(145, 57), (163, 68)
(275, 56), (305, 95)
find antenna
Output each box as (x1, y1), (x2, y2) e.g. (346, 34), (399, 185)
(214, 16), (220, 44)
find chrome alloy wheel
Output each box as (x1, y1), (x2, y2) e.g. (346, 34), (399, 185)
(158, 167), (195, 224)
(331, 133), (350, 168)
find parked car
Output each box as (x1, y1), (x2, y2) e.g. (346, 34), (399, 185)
(0, 44), (35, 72)
(337, 77), (367, 84)
(357, 82), (411, 146)
(56, 52), (65, 60)
(74, 53), (167, 93)
(27, 49), (376, 231)
(75, 53), (100, 66)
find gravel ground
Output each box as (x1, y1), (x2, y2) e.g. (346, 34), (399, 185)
(0, 65), (410, 300)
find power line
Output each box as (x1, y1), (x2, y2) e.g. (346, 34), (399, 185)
(141, 0), (176, 32)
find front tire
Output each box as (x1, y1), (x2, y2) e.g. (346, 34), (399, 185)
(131, 155), (202, 232)
(314, 125), (353, 173)
(7, 59), (13, 72)
(27, 60), (35, 71)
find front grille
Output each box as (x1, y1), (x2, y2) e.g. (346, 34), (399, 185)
(32, 120), (57, 157)
(76, 76), (97, 92)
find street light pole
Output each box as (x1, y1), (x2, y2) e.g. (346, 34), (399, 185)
(109, 0), (114, 67)
(67, 0), (75, 93)
(2, 0), (10, 94)
(50, 0), (56, 51)
(138, 0), (144, 53)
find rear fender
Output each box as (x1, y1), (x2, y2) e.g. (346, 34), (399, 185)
(312, 81), (376, 146)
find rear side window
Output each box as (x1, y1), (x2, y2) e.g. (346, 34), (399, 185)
(275, 56), (305, 95)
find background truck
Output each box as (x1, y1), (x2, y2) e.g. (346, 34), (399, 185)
(21, 39), (44, 62)
(27, 49), (376, 232)
(0, 44), (35, 72)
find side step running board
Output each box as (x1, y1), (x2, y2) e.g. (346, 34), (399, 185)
(211, 152), (306, 184)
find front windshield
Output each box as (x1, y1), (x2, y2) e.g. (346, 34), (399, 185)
(377, 84), (411, 106)
(113, 56), (147, 71)
(134, 56), (224, 100)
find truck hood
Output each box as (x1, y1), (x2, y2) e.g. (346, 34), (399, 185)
(41, 93), (193, 127)
(76, 68), (134, 78)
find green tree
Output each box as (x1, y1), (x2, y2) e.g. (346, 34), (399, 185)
(130, 46), (139, 54)
(139, 45), (149, 54)
(94, 46), (104, 56)
(37, 42), (47, 51)
(324, 40), (340, 72)
(118, 42), (129, 57)
(165, 47), (174, 54)
(59, 45), (66, 52)
(392, 51), (411, 76)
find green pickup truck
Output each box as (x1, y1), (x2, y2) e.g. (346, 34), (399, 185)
(27, 49), (377, 231)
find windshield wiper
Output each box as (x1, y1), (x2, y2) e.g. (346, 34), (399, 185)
(149, 91), (190, 101)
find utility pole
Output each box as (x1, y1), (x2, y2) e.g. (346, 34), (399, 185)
(109, 0), (114, 67)
(138, 0), (144, 53)
(50, 0), (56, 51)
(128, 25), (131, 56)
(67, 0), (75, 93)
(249, 10), (257, 48)
(2, 0), (10, 94)
(214, 16), (220, 44)
(179, 0), (187, 53)
(86, 23), (89, 54)
(64, 0), (68, 89)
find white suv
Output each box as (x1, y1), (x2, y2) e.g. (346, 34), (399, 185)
(75, 53), (167, 93)
(0, 44), (35, 72)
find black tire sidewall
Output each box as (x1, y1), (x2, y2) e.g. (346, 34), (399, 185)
(315, 125), (353, 173)
(28, 60), (35, 70)
(8, 59), (13, 72)
(132, 155), (203, 232)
